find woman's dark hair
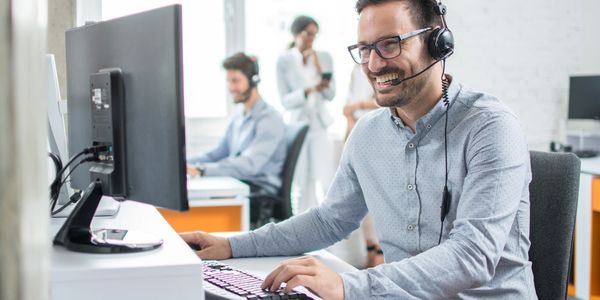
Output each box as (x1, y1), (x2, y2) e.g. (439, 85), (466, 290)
(290, 15), (319, 35)
(289, 15), (319, 48)
(355, 0), (440, 29)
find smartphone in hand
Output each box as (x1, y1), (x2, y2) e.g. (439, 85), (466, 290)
(321, 72), (332, 81)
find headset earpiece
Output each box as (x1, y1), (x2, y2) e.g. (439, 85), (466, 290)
(249, 56), (260, 87)
(427, 1), (454, 60)
(428, 27), (454, 60)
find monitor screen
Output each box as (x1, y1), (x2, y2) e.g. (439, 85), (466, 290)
(568, 75), (600, 120)
(66, 5), (188, 211)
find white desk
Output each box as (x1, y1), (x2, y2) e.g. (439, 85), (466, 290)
(188, 176), (249, 199)
(51, 201), (205, 300)
(187, 176), (250, 232)
(214, 231), (358, 278)
(225, 250), (357, 278)
(51, 204), (357, 300)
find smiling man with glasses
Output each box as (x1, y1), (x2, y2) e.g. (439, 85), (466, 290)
(180, 1), (536, 299)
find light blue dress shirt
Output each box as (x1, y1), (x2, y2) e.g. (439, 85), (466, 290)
(229, 78), (538, 299)
(188, 98), (286, 194)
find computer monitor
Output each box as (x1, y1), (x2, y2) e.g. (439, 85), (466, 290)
(54, 4), (188, 253)
(568, 75), (600, 120)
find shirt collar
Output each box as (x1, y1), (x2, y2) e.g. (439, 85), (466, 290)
(238, 97), (266, 120)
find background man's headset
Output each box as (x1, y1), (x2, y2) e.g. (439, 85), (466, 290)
(248, 56), (260, 87)
(238, 55), (260, 102)
(388, 0), (454, 245)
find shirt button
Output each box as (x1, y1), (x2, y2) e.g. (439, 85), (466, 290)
(426, 124), (432, 129)
(407, 224), (415, 230)
(408, 143), (414, 149)
(407, 184), (414, 190)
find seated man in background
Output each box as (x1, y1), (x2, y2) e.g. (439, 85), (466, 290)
(187, 53), (287, 222)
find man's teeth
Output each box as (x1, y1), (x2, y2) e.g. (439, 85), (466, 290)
(376, 73), (399, 83)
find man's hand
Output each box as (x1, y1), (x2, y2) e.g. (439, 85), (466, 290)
(261, 256), (344, 300)
(179, 231), (232, 260)
(186, 165), (200, 177)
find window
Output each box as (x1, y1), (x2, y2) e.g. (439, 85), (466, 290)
(102, 0), (227, 118)
(245, 0), (359, 136)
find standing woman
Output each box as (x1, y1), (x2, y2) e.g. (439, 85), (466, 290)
(276, 16), (336, 214)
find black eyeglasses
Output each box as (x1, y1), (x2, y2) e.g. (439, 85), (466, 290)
(347, 28), (431, 64)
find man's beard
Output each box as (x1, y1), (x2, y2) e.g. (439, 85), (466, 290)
(233, 85), (253, 104)
(372, 59), (433, 108)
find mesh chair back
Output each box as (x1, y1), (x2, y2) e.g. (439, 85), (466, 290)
(528, 150), (580, 300)
(274, 123), (309, 219)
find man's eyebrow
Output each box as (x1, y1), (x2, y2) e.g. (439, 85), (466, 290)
(356, 34), (400, 45)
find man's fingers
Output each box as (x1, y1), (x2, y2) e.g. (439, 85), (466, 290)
(269, 265), (314, 292)
(262, 259), (305, 289)
(262, 257), (318, 290)
(196, 248), (214, 259)
(179, 231), (208, 248)
(283, 274), (315, 293)
(281, 255), (316, 266)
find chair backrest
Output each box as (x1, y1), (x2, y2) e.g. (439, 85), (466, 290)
(273, 123), (309, 220)
(528, 150), (580, 300)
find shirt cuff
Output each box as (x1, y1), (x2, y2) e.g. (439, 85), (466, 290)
(202, 163), (221, 177)
(340, 271), (371, 299)
(228, 233), (258, 258)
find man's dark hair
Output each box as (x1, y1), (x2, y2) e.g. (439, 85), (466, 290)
(222, 52), (258, 84)
(355, 0), (441, 29)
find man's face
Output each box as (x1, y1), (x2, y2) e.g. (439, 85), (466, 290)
(226, 69), (251, 104)
(358, 1), (432, 108)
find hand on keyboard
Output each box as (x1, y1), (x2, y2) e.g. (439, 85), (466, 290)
(179, 231), (232, 259)
(203, 261), (317, 299)
(262, 256), (343, 300)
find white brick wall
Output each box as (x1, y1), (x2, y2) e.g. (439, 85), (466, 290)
(447, 0), (600, 150)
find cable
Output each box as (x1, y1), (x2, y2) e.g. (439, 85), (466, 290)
(52, 191), (82, 215)
(438, 59), (451, 245)
(48, 152), (63, 179)
(51, 156), (98, 215)
(55, 145), (108, 184)
(49, 144), (108, 212)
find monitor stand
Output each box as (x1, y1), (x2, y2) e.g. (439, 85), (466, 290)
(53, 180), (163, 253)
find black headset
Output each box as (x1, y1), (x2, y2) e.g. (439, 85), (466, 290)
(249, 56), (260, 87)
(427, 1), (454, 61)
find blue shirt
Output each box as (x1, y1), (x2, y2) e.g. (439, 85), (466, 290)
(229, 79), (537, 299)
(188, 98), (286, 194)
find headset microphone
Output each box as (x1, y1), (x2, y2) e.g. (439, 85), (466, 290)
(389, 58), (444, 86)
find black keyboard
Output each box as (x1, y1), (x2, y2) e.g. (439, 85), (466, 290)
(203, 260), (315, 300)
(573, 149), (599, 158)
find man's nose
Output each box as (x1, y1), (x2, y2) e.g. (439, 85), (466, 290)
(367, 49), (386, 73)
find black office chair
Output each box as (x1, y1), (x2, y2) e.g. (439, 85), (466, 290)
(250, 123), (309, 228)
(528, 150), (580, 300)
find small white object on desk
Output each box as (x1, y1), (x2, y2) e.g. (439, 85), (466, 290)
(187, 176), (249, 199)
